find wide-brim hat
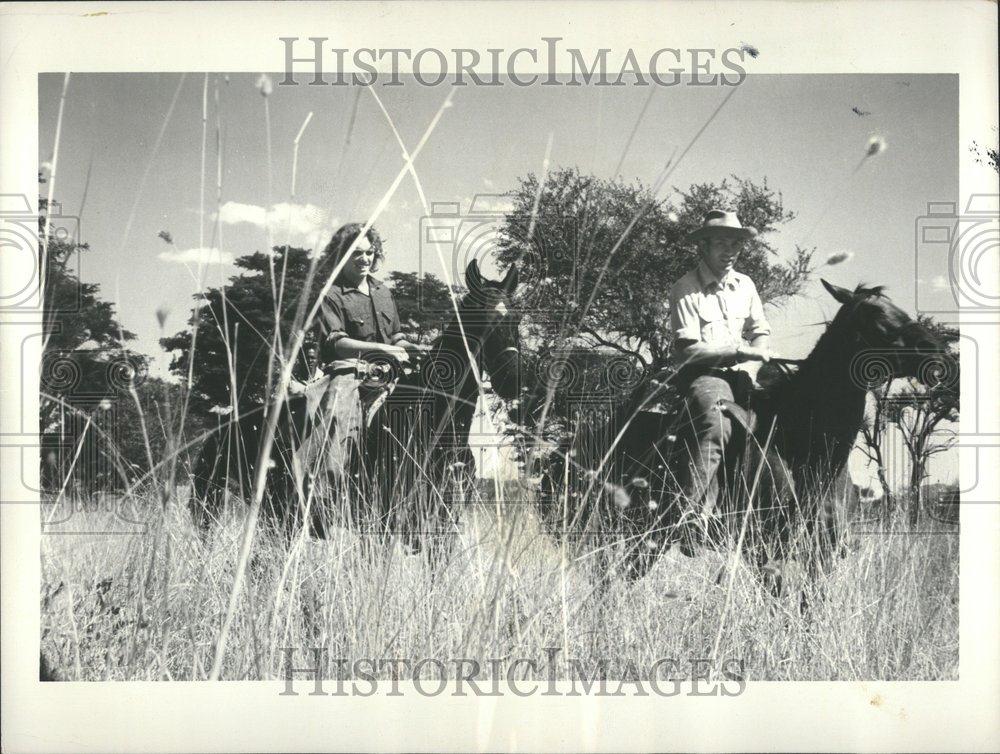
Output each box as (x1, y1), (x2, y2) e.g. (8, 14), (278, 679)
(684, 209), (757, 244)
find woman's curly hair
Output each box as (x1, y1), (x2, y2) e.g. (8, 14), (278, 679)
(322, 223), (385, 278)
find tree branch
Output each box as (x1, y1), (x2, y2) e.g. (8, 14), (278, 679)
(578, 323), (650, 366)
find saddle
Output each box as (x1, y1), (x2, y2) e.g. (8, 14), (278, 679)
(627, 373), (759, 430)
(624, 371), (771, 473)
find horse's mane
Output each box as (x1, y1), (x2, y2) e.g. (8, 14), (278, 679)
(854, 282), (886, 298)
(755, 282), (891, 403)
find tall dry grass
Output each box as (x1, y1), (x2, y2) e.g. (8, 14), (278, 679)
(39, 480), (958, 682)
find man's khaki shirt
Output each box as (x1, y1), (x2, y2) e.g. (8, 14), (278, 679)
(669, 261), (770, 374)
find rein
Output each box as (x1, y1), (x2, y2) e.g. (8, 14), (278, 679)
(767, 356), (805, 381)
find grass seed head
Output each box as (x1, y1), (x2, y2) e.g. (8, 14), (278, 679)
(605, 482), (631, 508)
(825, 251), (854, 266)
(866, 135), (887, 157)
(155, 304), (171, 328)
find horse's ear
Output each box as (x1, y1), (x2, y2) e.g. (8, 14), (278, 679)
(465, 259), (485, 293)
(500, 264), (519, 293)
(821, 279), (855, 305)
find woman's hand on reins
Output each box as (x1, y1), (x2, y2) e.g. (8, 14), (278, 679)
(384, 344), (411, 364)
(398, 340), (431, 359)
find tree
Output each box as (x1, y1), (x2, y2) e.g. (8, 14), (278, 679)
(893, 318), (960, 525)
(491, 167), (813, 449)
(39, 198), (149, 493)
(161, 247), (464, 413)
(162, 246), (326, 414)
(970, 129), (999, 174)
(383, 270), (464, 345)
(859, 383), (895, 517)
(861, 316), (960, 525)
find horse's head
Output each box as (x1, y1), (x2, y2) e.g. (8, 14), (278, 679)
(454, 259), (523, 400)
(821, 279), (948, 383)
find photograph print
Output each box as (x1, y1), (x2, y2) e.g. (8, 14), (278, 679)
(32, 64), (971, 689)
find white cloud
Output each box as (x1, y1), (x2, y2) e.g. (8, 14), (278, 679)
(467, 194), (514, 214)
(158, 246), (234, 265)
(931, 275), (951, 292)
(217, 200), (328, 242)
(217, 201), (267, 226)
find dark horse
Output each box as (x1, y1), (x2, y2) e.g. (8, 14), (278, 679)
(360, 260), (522, 543)
(190, 260), (522, 542)
(542, 280), (950, 587)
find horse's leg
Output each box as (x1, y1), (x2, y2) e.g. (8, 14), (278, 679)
(191, 431), (228, 534)
(189, 438), (213, 530)
(371, 399), (412, 551)
(744, 449), (795, 603)
(818, 476), (845, 575)
(267, 453), (301, 545)
(447, 448), (476, 531)
(616, 415), (679, 580)
(271, 394), (310, 542)
(748, 497), (786, 603)
(623, 470), (665, 581)
(796, 488), (840, 614)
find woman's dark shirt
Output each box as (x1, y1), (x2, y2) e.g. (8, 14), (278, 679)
(317, 275), (405, 362)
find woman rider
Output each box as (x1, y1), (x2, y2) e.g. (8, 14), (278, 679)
(297, 223), (423, 534)
(316, 222), (422, 371)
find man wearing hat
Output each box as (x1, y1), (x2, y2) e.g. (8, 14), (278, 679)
(668, 209), (772, 554)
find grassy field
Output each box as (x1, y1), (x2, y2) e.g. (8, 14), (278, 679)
(39, 482), (959, 683)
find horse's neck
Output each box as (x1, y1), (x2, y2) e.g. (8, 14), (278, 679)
(777, 327), (868, 465)
(423, 328), (482, 435)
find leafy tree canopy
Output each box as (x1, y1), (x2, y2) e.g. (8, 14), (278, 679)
(161, 246), (462, 413)
(39, 198), (155, 491)
(491, 167), (814, 445)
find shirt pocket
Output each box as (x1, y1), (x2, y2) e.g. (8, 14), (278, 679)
(346, 313), (376, 341)
(697, 294), (735, 346)
(724, 283), (752, 319)
(697, 294), (726, 325)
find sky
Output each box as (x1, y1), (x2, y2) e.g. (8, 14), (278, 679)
(38, 73), (960, 488)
